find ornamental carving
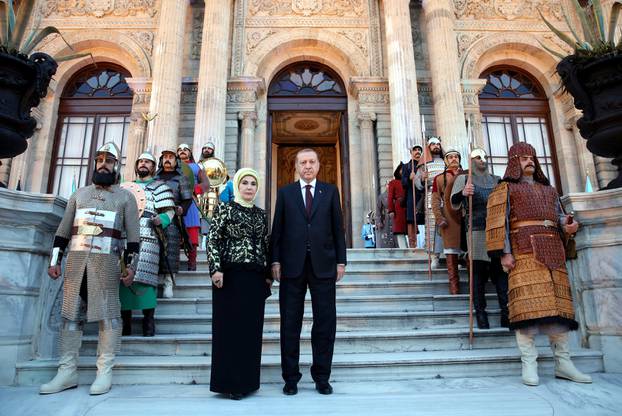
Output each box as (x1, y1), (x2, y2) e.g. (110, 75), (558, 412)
(337, 30), (368, 57)
(42, 0), (158, 19)
(454, 0), (562, 21)
(247, 30), (278, 54)
(249, 0), (365, 17)
(457, 32), (485, 59)
(192, 6), (204, 60)
(128, 31), (154, 56)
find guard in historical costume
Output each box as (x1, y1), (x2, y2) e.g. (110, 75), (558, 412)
(177, 143), (210, 271)
(199, 140), (216, 163)
(415, 137), (446, 268)
(155, 148), (194, 298)
(431, 148), (464, 294)
(41, 142), (140, 396)
(486, 142), (591, 386)
(401, 145), (424, 248)
(451, 148), (509, 329)
(119, 151), (176, 337)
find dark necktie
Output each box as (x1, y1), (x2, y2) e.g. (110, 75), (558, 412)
(305, 184), (313, 217)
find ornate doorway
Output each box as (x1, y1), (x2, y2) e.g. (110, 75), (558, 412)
(267, 62), (352, 245)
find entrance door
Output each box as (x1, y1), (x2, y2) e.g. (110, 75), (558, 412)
(266, 62), (351, 245)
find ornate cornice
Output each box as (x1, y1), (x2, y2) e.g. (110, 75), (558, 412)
(453, 0), (562, 21)
(41, 0), (158, 19)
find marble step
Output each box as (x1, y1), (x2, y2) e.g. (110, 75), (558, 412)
(151, 294), (501, 315)
(170, 280), (473, 298)
(83, 310), (503, 335)
(79, 327), (545, 357)
(15, 348), (603, 386)
(174, 268), (466, 284)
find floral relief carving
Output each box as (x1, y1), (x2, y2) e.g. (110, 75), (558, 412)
(42, 0), (158, 19)
(249, 0), (366, 17)
(192, 6), (204, 60)
(246, 30), (278, 54)
(128, 31), (154, 56)
(337, 30), (368, 57)
(457, 32), (485, 58)
(454, 0), (562, 21)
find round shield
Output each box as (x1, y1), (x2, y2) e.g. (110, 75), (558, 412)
(121, 182), (147, 219)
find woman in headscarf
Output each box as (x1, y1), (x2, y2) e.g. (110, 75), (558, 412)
(207, 168), (272, 400)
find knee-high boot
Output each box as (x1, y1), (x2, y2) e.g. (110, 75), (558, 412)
(472, 260), (489, 329)
(142, 308), (155, 337)
(90, 320), (121, 395)
(515, 330), (539, 386)
(40, 327), (82, 394)
(549, 332), (592, 383)
(445, 254), (460, 295)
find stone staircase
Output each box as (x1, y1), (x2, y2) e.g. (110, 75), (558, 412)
(15, 248), (603, 385)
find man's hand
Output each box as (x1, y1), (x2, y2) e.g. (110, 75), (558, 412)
(462, 182), (474, 197)
(501, 253), (516, 272)
(121, 268), (135, 287)
(410, 171), (416, 180)
(176, 206), (184, 216)
(48, 265), (61, 279)
(151, 215), (162, 226)
(337, 264), (346, 282)
(212, 271), (224, 288)
(422, 171), (428, 181)
(271, 263), (281, 282)
(438, 219), (448, 229)
(564, 216), (579, 235)
(265, 278), (273, 288)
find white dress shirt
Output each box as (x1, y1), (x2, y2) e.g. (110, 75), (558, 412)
(300, 178), (317, 206)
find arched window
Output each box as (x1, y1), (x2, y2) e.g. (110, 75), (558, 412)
(268, 63), (345, 96)
(479, 67), (561, 190)
(48, 65), (133, 198)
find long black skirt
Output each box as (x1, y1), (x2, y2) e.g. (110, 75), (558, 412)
(210, 265), (269, 395)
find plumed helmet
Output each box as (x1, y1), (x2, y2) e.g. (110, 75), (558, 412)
(503, 142), (549, 185)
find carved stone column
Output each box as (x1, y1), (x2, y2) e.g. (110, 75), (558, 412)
(238, 111), (258, 170)
(192, 0), (233, 159)
(145, 0), (189, 152)
(461, 79), (487, 150)
(0, 158), (11, 188)
(124, 78), (152, 181)
(383, 0), (422, 166)
(357, 112), (378, 213)
(422, 0), (467, 152)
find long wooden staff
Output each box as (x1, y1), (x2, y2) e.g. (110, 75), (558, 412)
(411, 157), (417, 252)
(467, 116), (475, 348)
(421, 116), (432, 280)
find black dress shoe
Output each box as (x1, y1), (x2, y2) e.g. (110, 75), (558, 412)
(229, 393), (243, 400)
(475, 311), (490, 329)
(283, 383), (298, 395)
(315, 382), (333, 395)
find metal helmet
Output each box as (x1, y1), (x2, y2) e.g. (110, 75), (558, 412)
(470, 147), (487, 163)
(177, 143), (191, 152)
(135, 150), (157, 176)
(202, 141), (215, 150)
(427, 137), (441, 145)
(95, 142), (121, 183)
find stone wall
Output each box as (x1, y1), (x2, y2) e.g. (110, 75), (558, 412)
(0, 189), (66, 384)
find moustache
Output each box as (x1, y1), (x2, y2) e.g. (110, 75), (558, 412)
(164, 162), (172, 165)
(98, 168), (111, 173)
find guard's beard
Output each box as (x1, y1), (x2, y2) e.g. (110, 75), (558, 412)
(92, 170), (116, 186)
(136, 169), (151, 178)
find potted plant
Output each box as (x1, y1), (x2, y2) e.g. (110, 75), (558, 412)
(540, 0), (622, 189)
(1, 0), (90, 159)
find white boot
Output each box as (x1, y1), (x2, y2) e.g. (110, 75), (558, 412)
(90, 324), (121, 395)
(431, 255), (440, 270)
(163, 274), (174, 298)
(515, 331), (539, 386)
(549, 332), (592, 383)
(40, 329), (82, 394)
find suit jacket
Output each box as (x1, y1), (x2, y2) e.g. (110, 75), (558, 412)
(270, 180), (347, 279)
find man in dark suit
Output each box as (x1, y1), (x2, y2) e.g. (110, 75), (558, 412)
(271, 148), (347, 396)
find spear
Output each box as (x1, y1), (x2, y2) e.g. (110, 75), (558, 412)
(467, 116), (475, 349)
(421, 116), (432, 280)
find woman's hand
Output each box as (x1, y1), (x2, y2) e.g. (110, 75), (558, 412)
(211, 271), (224, 288)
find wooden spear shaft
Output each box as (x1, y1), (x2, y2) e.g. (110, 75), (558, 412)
(467, 117), (475, 348)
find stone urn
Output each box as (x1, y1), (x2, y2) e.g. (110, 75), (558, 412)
(557, 53), (622, 189)
(0, 51), (58, 159)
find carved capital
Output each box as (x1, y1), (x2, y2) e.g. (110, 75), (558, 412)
(351, 77), (390, 113)
(126, 77), (152, 109)
(239, 111), (258, 128)
(461, 78), (487, 109)
(357, 111), (377, 128)
(227, 77), (265, 111)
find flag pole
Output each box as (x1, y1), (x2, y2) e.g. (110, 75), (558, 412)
(467, 116), (475, 349)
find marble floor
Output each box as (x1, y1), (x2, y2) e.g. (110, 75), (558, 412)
(1, 373), (621, 416)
